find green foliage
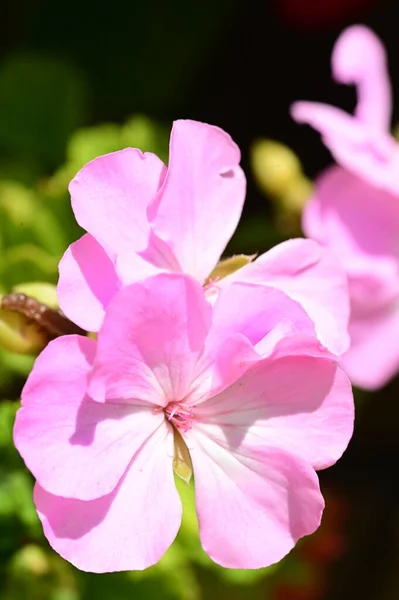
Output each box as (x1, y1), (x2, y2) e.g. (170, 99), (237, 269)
(48, 115), (169, 198)
(0, 53), (88, 169)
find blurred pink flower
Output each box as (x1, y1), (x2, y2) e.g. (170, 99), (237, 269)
(291, 25), (399, 389)
(58, 119), (349, 355)
(14, 274), (354, 572)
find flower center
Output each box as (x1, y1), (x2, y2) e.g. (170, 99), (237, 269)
(164, 402), (195, 432)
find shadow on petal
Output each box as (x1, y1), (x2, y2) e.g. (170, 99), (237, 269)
(34, 481), (118, 540)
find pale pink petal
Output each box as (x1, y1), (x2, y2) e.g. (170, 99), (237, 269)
(89, 274), (211, 405)
(34, 422), (181, 572)
(115, 230), (180, 286)
(342, 303), (399, 390)
(222, 239), (350, 356)
(151, 120), (246, 282)
(291, 101), (399, 195)
(57, 234), (121, 332)
(188, 283), (316, 404)
(291, 101), (369, 145)
(332, 25), (392, 131)
(209, 281), (315, 348)
(14, 335), (164, 500)
(304, 167), (399, 308)
(186, 332), (262, 407)
(187, 431), (323, 569)
(306, 167), (399, 260)
(194, 350), (353, 470)
(69, 148), (167, 257)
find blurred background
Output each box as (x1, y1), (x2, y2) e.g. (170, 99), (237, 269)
(1, 0), (399, 598)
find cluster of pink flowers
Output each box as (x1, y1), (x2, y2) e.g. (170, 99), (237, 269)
(16, 23), (399, 571)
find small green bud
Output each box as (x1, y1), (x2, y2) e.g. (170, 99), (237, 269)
(0, 303), (46, 354)
(251, 139), (304, 198)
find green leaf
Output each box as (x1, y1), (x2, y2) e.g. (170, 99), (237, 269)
(0, 53), (88, 167)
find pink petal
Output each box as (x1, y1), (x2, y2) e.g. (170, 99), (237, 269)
(14, 335), (164, 500)
(194, 345), (353, 470)
(292, 101), (369, 145)
(332, 25), (392, 131)
(89, 273), (212, 405)
(34, 422), (181, 572)
(69, 148), (167, 258)
(222, 238), (350, 356)
(57, 234), (121, 332)
(291, 101), (399, 195)
(188, 283), (317, 404)
(304, 167), (399, 308)
(151, 120), (246, 282)
(306, 167), (399, 261)
(185, 331), (261, 407)
(187, 431), (323, 569)
(209, 281), (315, 349)
(115, 230), (180, 286)
(342, 303), (399, 390)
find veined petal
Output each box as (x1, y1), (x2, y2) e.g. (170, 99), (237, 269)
(89, 273), (212, 405)
(222, 239), (350, 356)
(34, 422), (181, 572)
(57, 234), (121, 332)
(187, 431), (323, 569)
(209, 281), (315, 348)
(152, 120), (246, 282)
(188, 283), (316, 405)
(115, 230), (181, 286)
(193, 351), (354, 470)
(14, 335), (164, 500)
(69, 148), (166, 257)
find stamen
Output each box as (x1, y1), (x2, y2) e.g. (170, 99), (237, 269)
(164, 402), (195, 432)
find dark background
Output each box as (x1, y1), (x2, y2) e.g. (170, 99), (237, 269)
(1, 1), (399, 598)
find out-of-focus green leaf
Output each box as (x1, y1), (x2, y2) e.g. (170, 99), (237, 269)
(0, 350), (35, 377)
(0, 400), (18, 448)
(0, 471), (39, 531)
(5, 543), (80, 600)
(67, 124), (122, 166)
(0, 53), (88, 167)
(121, 115), (170, 163)
(174, 476), (212, 567)
(0, 181), (67, 256)
(0, 244), (59, 287)
(47, 115), (170, 198)
(218, 563), (279, 585)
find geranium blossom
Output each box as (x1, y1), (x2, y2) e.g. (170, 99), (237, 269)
(291, 25), (399, 389)
(14, 273), (354, 572)
(58, 119), (349, 356)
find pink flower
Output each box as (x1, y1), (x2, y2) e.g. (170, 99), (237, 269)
(58, 119), (349, 356)
(291, 25), (399, 389)
(14, 273), (354, 572)
(292, 25), (397, 194)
